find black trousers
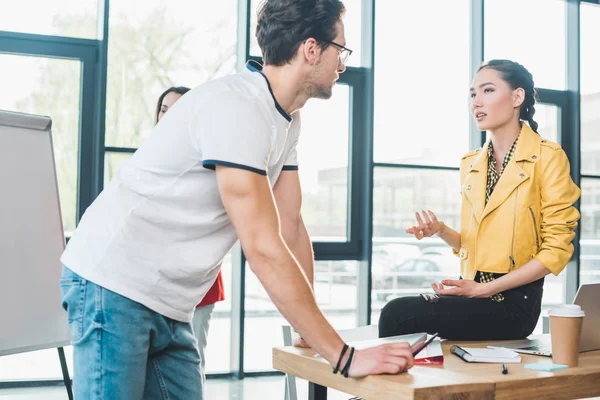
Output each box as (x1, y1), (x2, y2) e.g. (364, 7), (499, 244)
(378, 291), (542, 341)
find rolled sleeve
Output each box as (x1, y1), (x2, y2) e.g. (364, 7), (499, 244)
(535, 149), (581, 275)
(200, 94), (273, 176)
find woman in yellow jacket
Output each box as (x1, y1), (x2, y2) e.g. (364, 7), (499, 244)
(378, 60), (581, 340)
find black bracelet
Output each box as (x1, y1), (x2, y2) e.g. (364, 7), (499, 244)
(333, 343), (349, 374)
(341, 346), (355, 378)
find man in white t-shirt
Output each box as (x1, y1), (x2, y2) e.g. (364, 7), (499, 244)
(59, 0), (415, 398)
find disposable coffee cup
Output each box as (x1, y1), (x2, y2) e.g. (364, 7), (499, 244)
(548, 304), (585, 367)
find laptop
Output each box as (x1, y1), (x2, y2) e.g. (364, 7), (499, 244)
(497, 283), (600, 356)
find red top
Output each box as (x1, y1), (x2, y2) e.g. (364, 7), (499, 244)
(197, 270), (225, 307)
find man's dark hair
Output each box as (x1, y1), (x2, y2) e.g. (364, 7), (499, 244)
(256, 0), (345, 66)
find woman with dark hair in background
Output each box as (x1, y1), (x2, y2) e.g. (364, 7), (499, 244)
(379, 60), (581, 341)
(155, 86), (190, 124)
(155, 85), (226, 386)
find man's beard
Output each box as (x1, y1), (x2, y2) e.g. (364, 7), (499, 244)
(313, 84), (333, 99)
(306, 80), (333, 100)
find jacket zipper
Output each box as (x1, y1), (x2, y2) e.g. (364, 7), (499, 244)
(509, 186), (519, 271)
(464, 190), (479, 225)
(529, 206), (540, 252)
(464, 189), (478, 278)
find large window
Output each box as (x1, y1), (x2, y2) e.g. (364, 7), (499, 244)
(100, 0), (240, 376)
(371, 0), (470, 323)
(581, 179), (600, 285)
(299, 85), (351, 240)
(0, 55), (81, 234)
(244, 260), (358, 371)
(0, 0), (100, 39)
(373, 0), (471, 167)
(534, 104), (559, 143)
(104, 0), (237, 149)
(485, 0), (566, 90)
(370, 168), (461, 319)
(580, 2), (600, 285)
(243, 81), (357, 370)
(2, 0), (598, 386)
(205, 252), (233, 374)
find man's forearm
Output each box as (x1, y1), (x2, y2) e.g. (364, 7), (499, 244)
(283, 221), (314, 288)
(246, 237), (342, 365)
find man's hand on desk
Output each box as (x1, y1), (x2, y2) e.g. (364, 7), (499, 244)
(348, 343), (415, 377)
(293, 337), (310, 348)
(294, 338), (415, 377)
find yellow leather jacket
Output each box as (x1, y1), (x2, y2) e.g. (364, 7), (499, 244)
(456, 123), (580, 280)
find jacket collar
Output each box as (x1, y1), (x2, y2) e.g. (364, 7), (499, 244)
(513, 122), (542, 162)
(469, 122), (540, 173)
(463, 122), (541, 223)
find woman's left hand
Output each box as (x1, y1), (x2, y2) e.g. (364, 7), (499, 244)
(431, 279), (490, 298)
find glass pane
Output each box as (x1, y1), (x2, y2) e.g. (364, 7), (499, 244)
(374, 0), (470, 166)
(104, 151), (133, 188)
(205, 251), (233, 373)
(371, 168), (461, 318)
(105, 0), (238, 148)
(250, 0), (363, 67)
(0, 346), (73, 380)
(534, 104), (559, 143)
(581, 3), (600, 176)
(0, 0), (99, 39)
(244, 260), (358, 371)
(581, 178), (600, 286)
(0, 54), (80, 235)
(299, 85), (350, 240)
(485, 0), (566, 90)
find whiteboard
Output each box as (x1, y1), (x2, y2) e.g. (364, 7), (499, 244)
(0, 110), (70, 356)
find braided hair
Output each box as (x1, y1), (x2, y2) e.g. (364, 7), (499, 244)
(478, 60), (539, 133)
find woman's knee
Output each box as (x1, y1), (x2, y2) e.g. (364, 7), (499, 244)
(378, 296), (422, 338)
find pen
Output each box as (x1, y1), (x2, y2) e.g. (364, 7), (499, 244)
(502, 363), (508, 374)
(412, 332), (439, 357)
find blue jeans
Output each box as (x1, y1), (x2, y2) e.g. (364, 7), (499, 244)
(60, 266), (203, 399)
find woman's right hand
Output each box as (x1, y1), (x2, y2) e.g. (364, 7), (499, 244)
(406, 210), (443, 240)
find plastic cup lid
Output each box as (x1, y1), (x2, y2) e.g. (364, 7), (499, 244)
(548, 304), (585, 318)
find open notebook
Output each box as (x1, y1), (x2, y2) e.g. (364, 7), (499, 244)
(450, 345), (521, 363)
(347, 332), (444, 365)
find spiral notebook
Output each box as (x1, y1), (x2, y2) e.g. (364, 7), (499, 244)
(450, 345), (521, 363)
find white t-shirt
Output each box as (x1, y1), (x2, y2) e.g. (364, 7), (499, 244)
(61, 61), (301, 322)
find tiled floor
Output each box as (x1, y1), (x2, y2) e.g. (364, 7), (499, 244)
(1, 377), (599, 399)
(0, 376), (355, 399)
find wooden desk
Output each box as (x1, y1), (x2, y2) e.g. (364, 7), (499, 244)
(273, 340), (600, 400)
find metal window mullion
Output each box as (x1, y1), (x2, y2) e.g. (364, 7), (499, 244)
(565, 0), (582, 301)
(77, 50), (99, 222)
(93, 0), (110, 197)
(237, 0), (252, 71)
(104, 146), (137, 153)
(230, 243), (244, 378)
(355, 0), (376, 327)
(374, 163), (460, 172)
(470, 0), (485, 149)
(0, 30), (97, 54)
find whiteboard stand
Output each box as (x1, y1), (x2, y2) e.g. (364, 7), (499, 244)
(57, 347), (73, 400)
(0, 110), (73, 399)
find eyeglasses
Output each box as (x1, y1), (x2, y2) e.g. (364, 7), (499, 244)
(321, 40), (353, 66)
